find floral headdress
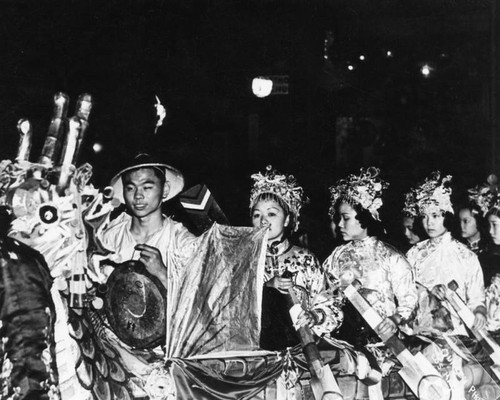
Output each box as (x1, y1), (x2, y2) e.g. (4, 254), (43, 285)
(406, 171), (454, 216)
(249, 165), (307, 231)
(328, 167), (388, 221)
(402, 189), (418, 218)
(467, 174), (499, 216)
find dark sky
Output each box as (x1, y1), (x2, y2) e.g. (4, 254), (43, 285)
(0, 0), (494, 258)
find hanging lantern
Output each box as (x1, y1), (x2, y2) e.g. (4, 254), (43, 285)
(252, 77), (273, 98)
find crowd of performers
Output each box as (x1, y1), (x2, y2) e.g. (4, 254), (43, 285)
(250, 165), (500, 400)
(3, 97), (500, 400)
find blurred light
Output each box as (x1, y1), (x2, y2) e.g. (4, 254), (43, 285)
(19, 120), (30, 134)
(386, 50), (393, 58)
(93, 142), (103, 153)
(347, 64), (354, 71)
(252, 77), (273, 98)
(359, 55), (365, 61)
(420, 64), (433, 77)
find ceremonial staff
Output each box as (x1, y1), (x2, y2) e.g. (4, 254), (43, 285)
(269, 245), (343, 400)
(344, 279), (451, 400)
(445, 280), (500, 380)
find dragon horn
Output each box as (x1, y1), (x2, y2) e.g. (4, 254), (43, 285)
(15, 119), (32, 162)
(72, 93), (93, 166)
(38, 92), (69, 166)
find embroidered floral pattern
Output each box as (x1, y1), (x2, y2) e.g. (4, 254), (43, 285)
(265, 240), (344, 334)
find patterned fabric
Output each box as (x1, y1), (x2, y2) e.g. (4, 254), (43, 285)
(264, 239), (343, 336)
(323, 236), (417, 320)
(406, 232), (485, 336)
(99, 220), (270, 357)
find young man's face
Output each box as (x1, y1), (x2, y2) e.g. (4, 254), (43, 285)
(122, 167), (167, 218)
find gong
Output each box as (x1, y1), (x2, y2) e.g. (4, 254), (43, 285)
(104, 260), (167, 349)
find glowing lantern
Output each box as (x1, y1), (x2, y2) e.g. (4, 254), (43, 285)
(252, 77), (273, 98)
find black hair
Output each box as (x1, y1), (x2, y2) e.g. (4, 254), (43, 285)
(486, 206), (500, 219)
(332, 199), (385, 238)
(250, 192), (295, 238)
(122, 166), (166, 187)
(418, 210), (455, 232)
(457, 203), (488, 239)
(401, 214), (427, 241)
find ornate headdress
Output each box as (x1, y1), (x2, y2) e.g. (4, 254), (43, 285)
(467, 174), (499, 216)
(328, 167), (388, 221)
(406, 171), (453, 216)
(402, 189), (418, 218)
(249, 165), (307, 231)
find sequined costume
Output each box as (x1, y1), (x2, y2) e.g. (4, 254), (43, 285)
(260, 239), (343, 350)
(406, 232), (485, 336)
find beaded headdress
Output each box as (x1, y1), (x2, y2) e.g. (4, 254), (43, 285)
(467, 174), (499, 216)
(406, 171), (454, 216)
(328, 167), (388, 221)
(249, 165), (307, 231)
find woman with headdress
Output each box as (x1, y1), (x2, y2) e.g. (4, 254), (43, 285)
(404, 172), (489, 397)
(456, 181), (491, 256)
(468, 175), (500, 332)
(323, 167), (417, 360)
(405, 172), (486, 336)
(249, 165), (343, 351)
(399, 189), (426, 253)
(467, 175), (500, 288)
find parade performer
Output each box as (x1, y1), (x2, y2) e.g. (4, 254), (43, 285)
(0, 94), (282, 400)
(250, 165), (343, 351)
(399, 188), (426, 252)
(466, 175), (500, 288)
(323, 167), (418, 398)
(405, 172), (489, 399)
(250, 165), (355, 399)
(405, 172), (486, 335)
(456, 190), (489, 256)
(98, 152), (198, 289)
(324, 167), (417, 339)
(466, 175), (500, 331)
(0, 209), (59, 400)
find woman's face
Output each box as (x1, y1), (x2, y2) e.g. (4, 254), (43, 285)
(459, 208), (479, 241)
(488, 214), (500, 245)
(337, 202), (368, 241)
(252, 199), (290, 242)
(402, 216), (420, 245)
(421, 211), (447, 239)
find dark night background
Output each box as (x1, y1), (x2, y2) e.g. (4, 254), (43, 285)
(0, 0), (496, 259)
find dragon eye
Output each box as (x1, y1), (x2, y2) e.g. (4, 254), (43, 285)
(38, 204), (59, 224)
